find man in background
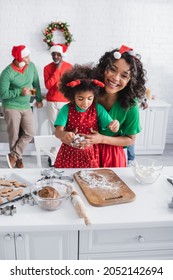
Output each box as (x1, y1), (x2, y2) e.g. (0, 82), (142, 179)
(0, 45), (43, 168)
(44, 44), (72, 166)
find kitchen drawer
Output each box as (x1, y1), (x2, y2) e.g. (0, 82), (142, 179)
(79, 227), (173, 254)
(79, 249), (173, 260)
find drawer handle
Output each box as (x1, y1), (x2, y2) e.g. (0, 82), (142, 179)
(16, 234), (23, 241)
(4, 234), (11, 241)
(138, 235), (145, 243)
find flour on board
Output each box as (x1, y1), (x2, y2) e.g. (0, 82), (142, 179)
(79, 170), (121, 189)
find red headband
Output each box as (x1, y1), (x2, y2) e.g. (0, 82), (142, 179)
(114, 45), (135, 59)
(67, 79), (105, 88)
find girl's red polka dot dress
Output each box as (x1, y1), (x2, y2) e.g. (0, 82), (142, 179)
(54, 103), (99, 168)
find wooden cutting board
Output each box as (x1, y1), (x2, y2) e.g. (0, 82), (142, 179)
(74, 169), (136, 207)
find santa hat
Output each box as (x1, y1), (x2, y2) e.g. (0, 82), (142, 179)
(114, 45), (135, 59)
(12, 45), (30, 67)
(50, 44), (68, 56)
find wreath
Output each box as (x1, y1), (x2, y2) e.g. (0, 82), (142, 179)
(43, 21), (73, 49)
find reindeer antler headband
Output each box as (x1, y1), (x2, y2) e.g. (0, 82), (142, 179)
(67, 79), (105, 88)
(113, 45), (135, 59)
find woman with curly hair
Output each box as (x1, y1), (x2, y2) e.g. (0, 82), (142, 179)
(82, 45), (147, 167)
(53, 64), (119, 168)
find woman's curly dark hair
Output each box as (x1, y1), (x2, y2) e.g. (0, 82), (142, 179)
(93, 49), (147, 108)
(59, 64), (101, 102)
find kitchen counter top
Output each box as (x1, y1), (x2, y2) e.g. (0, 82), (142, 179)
(147, 99), (171, 108)
(0, 167), (173, 232)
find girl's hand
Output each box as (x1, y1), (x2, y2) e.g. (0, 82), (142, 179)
(55, 127), (79, 146)
(59, 128), (78, 146)
(108, 120), (120, 133)
(61, 131), (76, 145)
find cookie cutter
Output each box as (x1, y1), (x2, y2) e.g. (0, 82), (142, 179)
(0, 205), (16, 216)
(41, 167), (64, 177)
(40, 168), (73, 182)
(21, 193), (36, 206)
(71, 134), (85, 147)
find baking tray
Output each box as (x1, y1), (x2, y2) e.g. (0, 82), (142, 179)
(0, 173), (32, 206)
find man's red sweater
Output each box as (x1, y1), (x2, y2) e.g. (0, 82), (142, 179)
(44, 61), (72, 102)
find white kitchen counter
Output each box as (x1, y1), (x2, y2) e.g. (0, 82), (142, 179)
(1, 166), (173, 260)
(0, 166), (173, 232)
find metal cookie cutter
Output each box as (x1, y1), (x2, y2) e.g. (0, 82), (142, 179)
(0, 205), (16, 216)
(71, 134), (85, 147)
(41, 167), (64, 177)
(40, 168), (73, 182)
(21, 193), (35, 206)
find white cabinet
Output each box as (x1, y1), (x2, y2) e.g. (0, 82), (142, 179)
(32, 103), (51, 136)
(135, 100), (170, 154)
(79, 227), (173, 260)
(0, 233), (16, 259)
(0, 231), (78, 260)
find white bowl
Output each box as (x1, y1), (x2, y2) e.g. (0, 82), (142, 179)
(31, 179), (72, 210)
(132, 158), (163, 184)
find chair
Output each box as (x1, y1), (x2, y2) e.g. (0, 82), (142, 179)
(34, 135), (61, 168)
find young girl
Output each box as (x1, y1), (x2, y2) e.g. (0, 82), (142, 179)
(54, 64), (119, 168)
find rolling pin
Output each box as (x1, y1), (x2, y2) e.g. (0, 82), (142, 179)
(71, 190), (91, 226)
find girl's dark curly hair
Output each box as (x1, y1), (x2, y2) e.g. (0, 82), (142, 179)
(93, 49), (147, 108)
(59, 64), (101, 102)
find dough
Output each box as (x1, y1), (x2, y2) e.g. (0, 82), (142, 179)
(38, 186), (60, 199)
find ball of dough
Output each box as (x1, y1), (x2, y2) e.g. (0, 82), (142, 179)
(38, 186), (60, 199)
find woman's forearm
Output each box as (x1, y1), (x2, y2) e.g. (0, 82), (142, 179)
(84, 132), (136, 147)
(101, 134), (136, 146)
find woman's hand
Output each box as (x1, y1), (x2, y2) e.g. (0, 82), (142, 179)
(80, 128), (104, 148)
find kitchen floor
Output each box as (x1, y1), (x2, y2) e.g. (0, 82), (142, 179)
(0, 144), (173, 169)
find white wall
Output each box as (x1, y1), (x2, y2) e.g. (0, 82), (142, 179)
(0, 0), (173, 143)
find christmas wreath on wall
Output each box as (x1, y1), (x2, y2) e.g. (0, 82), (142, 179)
(43, 21), (73, 49)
